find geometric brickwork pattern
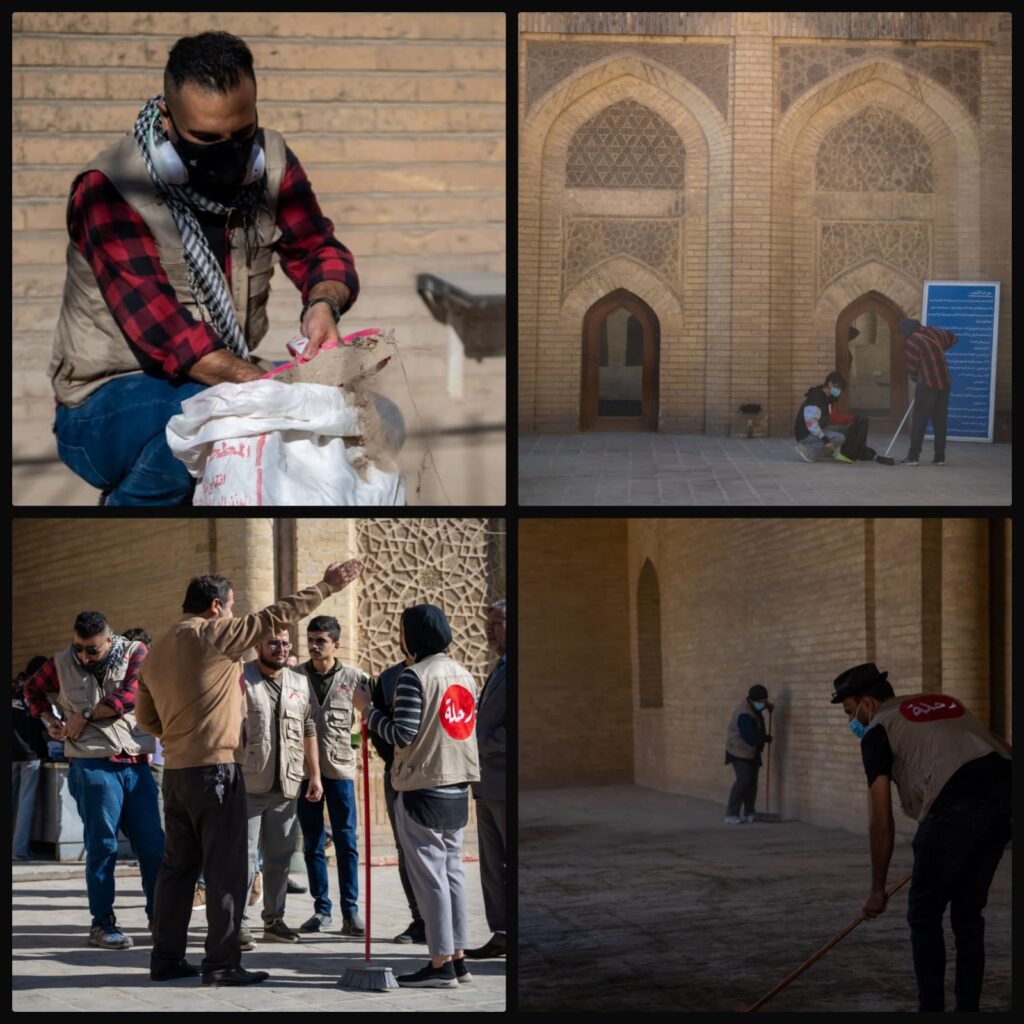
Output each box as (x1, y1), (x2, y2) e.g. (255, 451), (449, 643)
(526, 39), (730, 119)
(818, 221), (931, 294)
(563, 217), (682, 297)
(815, 106), (935, 193)
(778, 44), (981, 118)
(566, 100), (686, 189)
(354, 518), (499, 685)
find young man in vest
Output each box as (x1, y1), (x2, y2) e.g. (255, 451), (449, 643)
(465, 599), (507, 960)
(136, 557), (363, 986)
(794, 371), (854, 463)
(723, 684), (773, 824)
(295, 615), (371, 937)
(369, 652), (428, 944)
(354, 604), (481, 989)
(23, 613), (165, 950)
(832, 663), (1012, 1012)
(51, 31), (359, 505)
(896, 318), (958, 466)
(238, 630), (322, 949)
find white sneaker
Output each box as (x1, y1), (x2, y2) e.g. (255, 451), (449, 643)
(724, 815), (742, 824)
(794, 445), (814, 463)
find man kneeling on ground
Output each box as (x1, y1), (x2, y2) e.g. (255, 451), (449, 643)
(794, 371), (853, 463)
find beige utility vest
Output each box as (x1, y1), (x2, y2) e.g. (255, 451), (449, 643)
(53, 643), (145, 759)
(304, 662), (372, 782)
(725, 700), (763, 760)
(391, 653), (480, 792)
(50, 128), (288, 408)
(866, 693), (1009, 822)
(239, 661), (310, 799)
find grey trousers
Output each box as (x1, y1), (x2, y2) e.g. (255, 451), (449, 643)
(393, 792), (468, 958)
(475, 796), (506, 934)
(243, 787), (299, 926)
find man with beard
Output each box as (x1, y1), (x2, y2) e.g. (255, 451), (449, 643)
(22, 613), (165, 949)
(238, 630), (322, 950)
(50, 31), (359, 504)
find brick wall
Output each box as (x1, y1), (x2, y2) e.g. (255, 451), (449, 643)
(520, 517), (1010, 836)
(519, 12), (1011, 437)
(11, 13), (506, 503)
(518, 519), (632, 788)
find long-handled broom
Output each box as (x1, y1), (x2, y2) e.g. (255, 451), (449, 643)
(754, 708), (782, 822)
(338, 720), (398, 991)
(742, 871), (912, 1011)
(875, 398), (915, 465)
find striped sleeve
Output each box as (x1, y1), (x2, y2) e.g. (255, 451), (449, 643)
(367, 669), (422, 749)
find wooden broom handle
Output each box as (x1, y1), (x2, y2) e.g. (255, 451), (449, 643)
(746, 871), (913, 1012)
(362, 719), (371, 963)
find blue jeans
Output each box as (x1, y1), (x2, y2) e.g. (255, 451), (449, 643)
(12, 759), (42, 858)
(798, 427), (847, 460)
(297, 777), (358, 918)
(67, 759), (166, 926)
(54, 374), (206, 505)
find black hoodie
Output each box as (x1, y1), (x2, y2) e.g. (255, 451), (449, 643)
(400, 604), (452, 661)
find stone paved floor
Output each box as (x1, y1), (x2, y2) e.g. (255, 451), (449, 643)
(519, 433), (1012, 506)
(12, 859), (505, 1012)
(519, 786), (1011, 1013)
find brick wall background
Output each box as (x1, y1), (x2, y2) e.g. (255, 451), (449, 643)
(518, 12), (1011, 440)
(12, 516), (505, 854)
(518, 519), (632, 788)
(12, 12), (506, 504)
(519, 517), (1011, 838)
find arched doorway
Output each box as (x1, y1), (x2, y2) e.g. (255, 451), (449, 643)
(580, 289), (660, 431)
(835, 291), (908, 428)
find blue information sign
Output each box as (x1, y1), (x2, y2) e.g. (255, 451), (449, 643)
(921, 281), (1000, 442)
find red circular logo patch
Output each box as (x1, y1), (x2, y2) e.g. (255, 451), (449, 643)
(899, 695), (965, 722)
(439, 685), (476, 739)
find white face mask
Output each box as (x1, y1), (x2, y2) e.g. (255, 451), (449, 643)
(751, 700), (766, 711)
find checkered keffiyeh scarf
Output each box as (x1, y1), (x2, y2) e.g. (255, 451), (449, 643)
(74, 632), (130, 684)
(132, 95), (266, 360)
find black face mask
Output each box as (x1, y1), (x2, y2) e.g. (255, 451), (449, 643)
(169, 111), (260, 196)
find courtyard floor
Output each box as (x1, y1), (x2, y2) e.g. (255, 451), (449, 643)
(519, 432), (1011, 506)
(519, 785), (1012, 1013)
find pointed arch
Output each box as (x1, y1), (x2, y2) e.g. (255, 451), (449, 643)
(636, 559), (663, 709)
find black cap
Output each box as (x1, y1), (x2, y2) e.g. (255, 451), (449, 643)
(830, 663), (888, 704)
(748, 684), (768, 701)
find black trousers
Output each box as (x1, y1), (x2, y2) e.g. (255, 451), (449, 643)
(907, 381), (951, 461)
(726, 758), (759, 817)
(907, 777), (1011, 1011)
(383, 770), (421, 922)
(151, 763), (248, 975)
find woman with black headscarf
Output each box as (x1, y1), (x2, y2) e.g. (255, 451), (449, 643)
(354, 603), (480, 989)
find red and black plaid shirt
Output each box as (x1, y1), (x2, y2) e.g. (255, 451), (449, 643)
(904, 326), (957, 391)
(67, 145), (360, 381)
(23, 646), (149, 764)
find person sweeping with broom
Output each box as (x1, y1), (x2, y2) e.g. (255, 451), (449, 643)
(353, 604), (480, 989)
(832, 663), (1012, 1012)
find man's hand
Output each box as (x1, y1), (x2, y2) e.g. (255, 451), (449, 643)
(323, 558), (365, 589)
(46, 718), (68, 742)
(352, 681), (371, 714)
(823, 441), (835, 452)
(299, 303), (340, 362)
(305, 777), (324, 802)
(189, 349), (264, 386)
(861, 888), (888, 920)
(63, 711), (88, 742)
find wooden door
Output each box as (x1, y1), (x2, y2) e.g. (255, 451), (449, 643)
(580, 289), (660, 431)
(835, 291), (908, 428)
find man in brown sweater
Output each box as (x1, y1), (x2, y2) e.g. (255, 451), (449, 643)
(137, 558), (363, 986)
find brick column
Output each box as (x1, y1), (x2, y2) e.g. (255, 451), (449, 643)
(729, 15), (775, 435)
